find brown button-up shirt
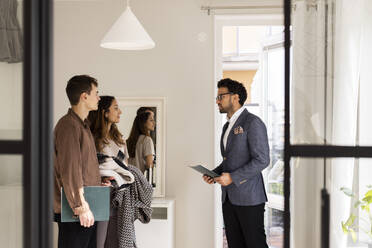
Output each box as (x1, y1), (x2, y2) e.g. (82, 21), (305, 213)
(53, 109), (101, 215)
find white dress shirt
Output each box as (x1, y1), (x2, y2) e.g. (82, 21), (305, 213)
(223, 106), (245, 149)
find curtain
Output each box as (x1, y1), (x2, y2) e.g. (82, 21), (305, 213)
(292, 0), (368, 247)
(359, 6), (372, 245)
(0, 0), (23, 63)
(330, 0), (365, 247)
(289, 0), (372, 246)
(291, 1), (327, 247)
(332, 0), (372, 246)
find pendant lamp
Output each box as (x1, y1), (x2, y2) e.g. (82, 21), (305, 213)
(100, 0), (155, 50)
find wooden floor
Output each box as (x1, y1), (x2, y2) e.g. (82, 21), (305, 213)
(223, 228), (283, 248)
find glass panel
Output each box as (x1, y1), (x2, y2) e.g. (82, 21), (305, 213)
(331, 158), (372, 248)
(290, 158), (323, 248)
(267, 208), (284, 248)
(358, 159), (372, 246)
(290, 0), (327, 145)
(222, 26), (237, 55)
(0, 0), (23, 140)
(0, 155), (23, 247)
(264, 45), (285, 248)
(291, 157), (372, 247)
(267, 47), (284, 197)
(238, 26), (267, 54)
(291, 0), (372, 146)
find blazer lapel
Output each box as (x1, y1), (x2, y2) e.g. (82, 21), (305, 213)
(225, 109), (248, 153)
(220, 122), (229, 155)
(220, 135), (225, 157)
(220, 135), (225, 156)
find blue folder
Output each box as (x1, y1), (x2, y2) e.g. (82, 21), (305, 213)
(61, 186), (110, 222)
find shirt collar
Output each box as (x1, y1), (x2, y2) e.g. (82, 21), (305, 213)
(68, 108), (90, 128)
(227, 106), (245, 123)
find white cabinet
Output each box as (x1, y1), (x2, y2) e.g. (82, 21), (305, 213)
(134, 198), (175, 248)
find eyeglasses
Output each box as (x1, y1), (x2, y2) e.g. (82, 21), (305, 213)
(216, 92), (233, 101)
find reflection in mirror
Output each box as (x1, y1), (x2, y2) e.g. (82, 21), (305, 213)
(120, 106), (156, 153)
(126, 107), (157, 186)
(116, 97), (165, 197)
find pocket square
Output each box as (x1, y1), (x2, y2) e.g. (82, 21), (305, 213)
(234, 126), (244, 134)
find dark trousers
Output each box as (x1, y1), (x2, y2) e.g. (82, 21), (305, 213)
(57, 221), (97, 248)
(222, 196), (268, 248)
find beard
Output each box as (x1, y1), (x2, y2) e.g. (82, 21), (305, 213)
(218, 107), (227, 113)
(218, 101), (232, 113)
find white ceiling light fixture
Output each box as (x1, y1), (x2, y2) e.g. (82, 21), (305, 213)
(100, 0), (155, 50)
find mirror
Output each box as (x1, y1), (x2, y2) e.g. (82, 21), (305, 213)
(116, 97), (165, 197)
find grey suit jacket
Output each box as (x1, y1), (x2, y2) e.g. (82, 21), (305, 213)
(214, 109), (270, 206)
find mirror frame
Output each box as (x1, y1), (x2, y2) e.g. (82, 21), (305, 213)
(116, 97), (166, 197)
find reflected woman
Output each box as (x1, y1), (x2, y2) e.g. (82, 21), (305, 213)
(127, 111), (156, 175)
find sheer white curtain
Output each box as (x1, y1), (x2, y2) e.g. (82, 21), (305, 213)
(330, 1), (364, 247)
(358, 2), (372, 240)
(291, 1), (327, 247)
(331, 1), (372, 247)
(292, 0), (371, 247)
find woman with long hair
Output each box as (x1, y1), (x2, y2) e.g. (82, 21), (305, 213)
(127, 111), (156, 175)
(88, 96), (134, 186)
(89, 96), (125, 153)
(88, 96), (135, 248)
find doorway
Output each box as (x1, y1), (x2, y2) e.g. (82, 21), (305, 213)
(214, 14), (284, 248)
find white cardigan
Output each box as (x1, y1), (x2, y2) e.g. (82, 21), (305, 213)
(99, 140), (134, 187)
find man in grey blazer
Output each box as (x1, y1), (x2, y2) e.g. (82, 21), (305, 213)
(203, 78), (270, 248)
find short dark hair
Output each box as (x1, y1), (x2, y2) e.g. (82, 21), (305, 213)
(217, 78), (247, 106)
(66, 75), (98, 105)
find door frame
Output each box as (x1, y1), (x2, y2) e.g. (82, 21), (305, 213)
(213, 14), (283, 248)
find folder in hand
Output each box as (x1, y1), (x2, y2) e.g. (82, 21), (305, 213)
(61, 186), (110, 222)
(189, 165), (220, 178)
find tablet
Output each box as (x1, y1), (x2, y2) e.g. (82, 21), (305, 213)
(189, 165), (220, 178)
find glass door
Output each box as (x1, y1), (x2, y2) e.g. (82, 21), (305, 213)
(0, 0), (53, 247)
(0, 0), (24, 246)
(284, 0), (372, 248)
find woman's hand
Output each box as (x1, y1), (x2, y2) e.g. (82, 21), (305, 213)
(101, 176), (115, 186)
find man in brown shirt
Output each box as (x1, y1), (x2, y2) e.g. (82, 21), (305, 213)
(54, 75), (102, 248)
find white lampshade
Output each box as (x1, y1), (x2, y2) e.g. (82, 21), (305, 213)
(100, 6), (155, 50)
